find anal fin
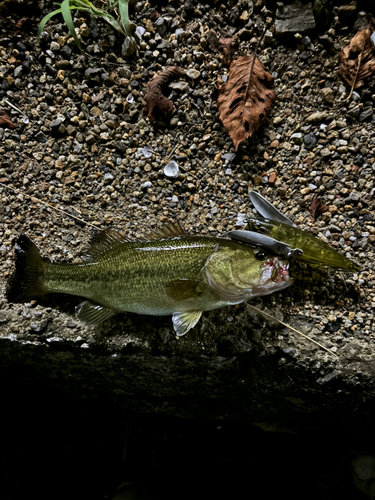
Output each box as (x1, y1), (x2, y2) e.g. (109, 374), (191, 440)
(172, 311), (202, 336)
(76, 300), (116, 326)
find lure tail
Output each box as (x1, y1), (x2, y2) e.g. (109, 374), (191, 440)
(6, 236), (50, 303)
(249, 191), (296, 227)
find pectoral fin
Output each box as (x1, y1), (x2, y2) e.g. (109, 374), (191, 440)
(165, 279), (204, 301)
(76, 300), (116, 326)
(172, 311), (202, 336)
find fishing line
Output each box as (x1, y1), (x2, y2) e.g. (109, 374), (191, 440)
(246, 303), (338, 357)
(0, 182), (100, 230)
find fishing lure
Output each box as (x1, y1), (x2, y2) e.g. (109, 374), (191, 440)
(229, 192), (360, 272)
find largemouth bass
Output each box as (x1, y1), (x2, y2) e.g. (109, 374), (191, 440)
(6, 222), (292, 336)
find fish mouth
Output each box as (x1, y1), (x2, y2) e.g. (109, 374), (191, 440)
(253, 257), (292, 296)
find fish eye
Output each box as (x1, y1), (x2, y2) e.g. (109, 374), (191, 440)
(255, 251), (266, 260)
(251, 222), (266, 233)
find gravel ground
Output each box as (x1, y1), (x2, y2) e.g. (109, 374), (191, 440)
(0, 0), (374, 370)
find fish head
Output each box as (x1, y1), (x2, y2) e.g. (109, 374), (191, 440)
(230, 249), (293, 297)
(204, 243), (293, 303)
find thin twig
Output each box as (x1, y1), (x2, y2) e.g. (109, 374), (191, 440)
(166, 143), (180, 161)
(0, 183), (100, 230)
(343, 51), (363, 103)
(3, 99), (29, 118)
(247, 303), (338, 357)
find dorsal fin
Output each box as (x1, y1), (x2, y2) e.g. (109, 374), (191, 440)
(139, 221), (186, 241)
(85, 229), (131, 260)
(84, 222), (186, 260)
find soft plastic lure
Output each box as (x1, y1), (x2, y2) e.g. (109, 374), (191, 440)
(229, 192), (360, 273)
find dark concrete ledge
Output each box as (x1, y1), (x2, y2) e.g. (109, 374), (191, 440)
(2, 299), (375, 434)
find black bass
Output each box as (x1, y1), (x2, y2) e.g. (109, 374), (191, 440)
(6, 222), (292, 336)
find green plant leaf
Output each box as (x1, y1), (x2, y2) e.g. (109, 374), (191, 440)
(118, 0), (130, 35)
(37, 8), (63, 42)
(100, 12), (124, 34)
(106, 0), (117, 9)
(77, 0), (97, 9)
(37, 0), (127, 49)
(61, 0), (82, 50)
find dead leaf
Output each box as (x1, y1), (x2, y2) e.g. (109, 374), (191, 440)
(309, 195), (328, 220)
(339, 27), (375, 96)
(217, 55), (275, 150)
(145, 67), (186, 121)
(0, 111), (17, 129)
(218, 35), (239, 65)
(15, 17), (27, 29)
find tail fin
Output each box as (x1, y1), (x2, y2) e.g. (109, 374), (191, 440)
(6, 236), (50, 303)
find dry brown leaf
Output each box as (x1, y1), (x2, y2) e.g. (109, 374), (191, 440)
(217, 56), (275, 151)
(218, 35), (239, 65)
(339, 27), (375, 93)
(309, 195), (328, 220)
(15, 17), (28, 29)
(145, 67), (186, 121)
(0, 110), (17, 129)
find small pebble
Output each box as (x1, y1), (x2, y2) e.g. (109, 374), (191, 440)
(164, 161), (179, 178)
(221, 153), (236, 162)
(304, 132), (317, 150)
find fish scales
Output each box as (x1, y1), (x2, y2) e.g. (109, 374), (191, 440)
(44, 237), (223, 315)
